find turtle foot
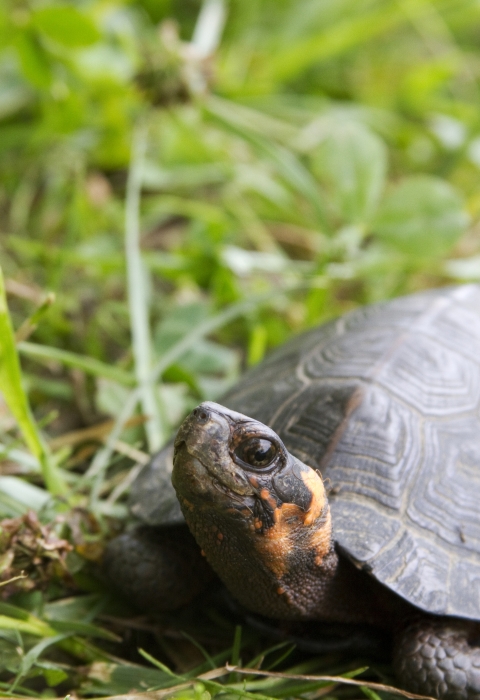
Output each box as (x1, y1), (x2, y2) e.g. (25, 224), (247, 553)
(394, 617), (480, 700)
(103, 525), (214, 613)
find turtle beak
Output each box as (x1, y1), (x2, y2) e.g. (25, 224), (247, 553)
(173, 403), (254, 496)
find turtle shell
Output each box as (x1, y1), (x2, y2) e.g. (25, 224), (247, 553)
(131, 284), (480, 620)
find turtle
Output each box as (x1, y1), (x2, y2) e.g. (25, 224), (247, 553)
(104, 284), (480, 700)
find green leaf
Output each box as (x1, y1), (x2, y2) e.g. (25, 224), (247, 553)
(84, 660), (175, 695)
(0, 602), (31, 621)
(0, 615), (55, 637)
(361, 686), (383, 700)
(266, 5), (401, 83)
(42, 667), (69, 687)
(0, 491), (30, 518)
(0, 637), (21, 674)
(32, 5), (100, 47)
(311, 122), (387, 224)
(0, 476), (50, 512)
(247, 324), (268, 366)
(17, 633), (69, 679)
(373, 176), (469, 256)
(14, 32), (52, 89)
(43, 594), (103, 622)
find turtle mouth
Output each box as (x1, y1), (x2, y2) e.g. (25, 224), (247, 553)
(173, 441), (219, 487)
(173, 440), (254, 499)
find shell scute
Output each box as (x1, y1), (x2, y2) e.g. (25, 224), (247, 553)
(406, 417), (480, 554)
(369, 530), (450, 614)
(322, 384), (420, 510)
(373, 335), (480, 417)
(329, 498), (401, 561)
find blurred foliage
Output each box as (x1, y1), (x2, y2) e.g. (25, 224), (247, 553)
(0, 0), (480, 694)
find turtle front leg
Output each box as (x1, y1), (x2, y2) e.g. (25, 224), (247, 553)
(394, 617), (480, 700)
(103, 525), (215, 613)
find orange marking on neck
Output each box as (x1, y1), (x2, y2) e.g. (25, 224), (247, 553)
(254, 473), (332, 578)
(301, 469), (327, 526)
(254, 502), (299, 577)
(255, 502), (319, 577)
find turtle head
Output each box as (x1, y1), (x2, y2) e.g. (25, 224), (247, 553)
(172, 402), (334, 619)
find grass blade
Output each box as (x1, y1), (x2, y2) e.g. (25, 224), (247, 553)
(10, 633), (70, 693)
(181, 631), (216, 670)
(0, 615), (55, 637)
(18, 342), (135, 386)
(14, 292), (55, 343)
(125, 123), (164, 452)
(0, 266), (67, 496)
(139, 649), (185, 679)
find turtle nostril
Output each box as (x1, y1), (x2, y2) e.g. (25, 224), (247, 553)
(193, 407), (210, 424)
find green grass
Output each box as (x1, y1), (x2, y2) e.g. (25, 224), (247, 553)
(0, 0), (480, 695)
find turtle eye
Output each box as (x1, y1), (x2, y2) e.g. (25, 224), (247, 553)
(234, 437), (277, 469)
